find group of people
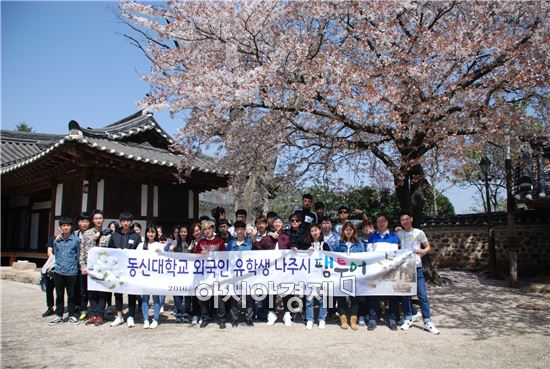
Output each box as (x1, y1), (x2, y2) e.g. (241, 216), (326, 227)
(42, 194), (440, 335)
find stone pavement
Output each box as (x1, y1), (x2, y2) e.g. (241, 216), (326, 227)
(1, 270), (549, 368)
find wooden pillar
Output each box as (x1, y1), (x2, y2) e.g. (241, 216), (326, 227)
(87, 170), (98, 212)
(147, 180), (154, 225)
(194, 189), (200, 220)
(49, 178), (58, 235)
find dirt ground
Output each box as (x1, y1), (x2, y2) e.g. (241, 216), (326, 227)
(1, 270), (549, 368)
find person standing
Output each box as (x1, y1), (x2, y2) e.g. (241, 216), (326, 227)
(365, 214), (400, 331)
(81, 209), (111, 326)
(217, 219), (233, 249)
(41, 236), (57, 318)
(170, 225), (193, 323)
(228, 209), (250, 237)
(73, 212), (90, 319)
(49, 217), (80, 325)
(397, 211), (440, 335)
(108, 212), (141, 328)
(137, 225), (164, 329)
(320, 216), (339, 251)
(294, 194), (318, 229)
(227, 221), (254, 327)
(304, 224), (331, 330)
(334, 206), (350, 235)
(194, 220), (226, 329)
(257, 217), (291, 326)
(333, 221), (364, 331)
(288, 213), (307, 251)
(314, 201), (326, 224)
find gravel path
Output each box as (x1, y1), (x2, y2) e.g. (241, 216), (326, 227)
(1, 270), (549, 368)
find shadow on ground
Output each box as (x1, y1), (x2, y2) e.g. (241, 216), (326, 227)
(429, 270), (550, 341)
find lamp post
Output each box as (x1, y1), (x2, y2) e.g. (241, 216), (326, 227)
(479, 156), (497, 277)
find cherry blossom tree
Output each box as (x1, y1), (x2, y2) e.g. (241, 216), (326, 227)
(120, 0), (549, 219)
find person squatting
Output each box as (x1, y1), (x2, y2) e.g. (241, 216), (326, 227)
(41, 194), (439, 335)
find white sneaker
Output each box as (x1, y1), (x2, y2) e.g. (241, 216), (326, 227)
(283, 312), (292, 327)
(160, 307), (165, 314)
(110, 316), (124, 327)
(127, 317), (135, 328)
(150, 320), (158, 329)
(412, 311), (422, 322)
(68, 316), (79, 325)
(423, 321), (440, 335)
(306, 321), (313, 330)
(358, 316), (366, 326)
(191, 316), (198, 325)
(267, 312), (277, 326)
(400, 319), (412, 330)
(143, 320), (150, 329)
(318, 320), (326, 329)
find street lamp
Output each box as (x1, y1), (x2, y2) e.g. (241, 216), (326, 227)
(479, 156), (497, 277)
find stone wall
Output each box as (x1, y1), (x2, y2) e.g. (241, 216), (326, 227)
(420, 211), (550, 274)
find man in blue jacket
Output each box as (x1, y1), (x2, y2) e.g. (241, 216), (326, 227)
(366, 213), (400, 331)
(49, 216), (80, 325)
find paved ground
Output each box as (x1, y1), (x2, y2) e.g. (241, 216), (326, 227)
(1, 270), (549, 368)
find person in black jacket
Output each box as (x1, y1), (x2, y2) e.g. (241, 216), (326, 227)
(108, 212), (141, 328)
(288, 213), (308, 250)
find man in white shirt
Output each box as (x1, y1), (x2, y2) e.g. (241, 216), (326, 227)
(397, 211), (440, 335)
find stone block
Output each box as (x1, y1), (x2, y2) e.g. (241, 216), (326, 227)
(11, 261), (37, 271)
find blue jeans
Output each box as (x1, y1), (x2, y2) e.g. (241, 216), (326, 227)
(142, 295), (161, 322)
(367, 296), (398, 323)
(306, 296), (328, 322)
(402, 266), (431, 322)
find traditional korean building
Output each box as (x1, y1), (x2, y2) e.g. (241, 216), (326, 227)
(1, 111), (229, 264)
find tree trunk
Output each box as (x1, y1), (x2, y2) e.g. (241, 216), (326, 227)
(394, 164), (450, 286)
(234, 167), (270, 219)
(394, 175), (411, 212)
(233, 153), (278, 219)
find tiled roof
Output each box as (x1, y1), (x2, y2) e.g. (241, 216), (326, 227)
(80, 111), (174, 144)
(0, 131), (63, 168)
(0, 111), (232, 177)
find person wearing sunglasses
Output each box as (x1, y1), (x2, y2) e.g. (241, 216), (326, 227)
(288, 213), (307, 251)
(334, 206), (350, 235)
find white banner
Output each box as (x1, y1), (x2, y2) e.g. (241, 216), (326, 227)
(87, 248), (417, 297)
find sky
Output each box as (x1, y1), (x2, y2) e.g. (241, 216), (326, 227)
(1, 0), (479, 213)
